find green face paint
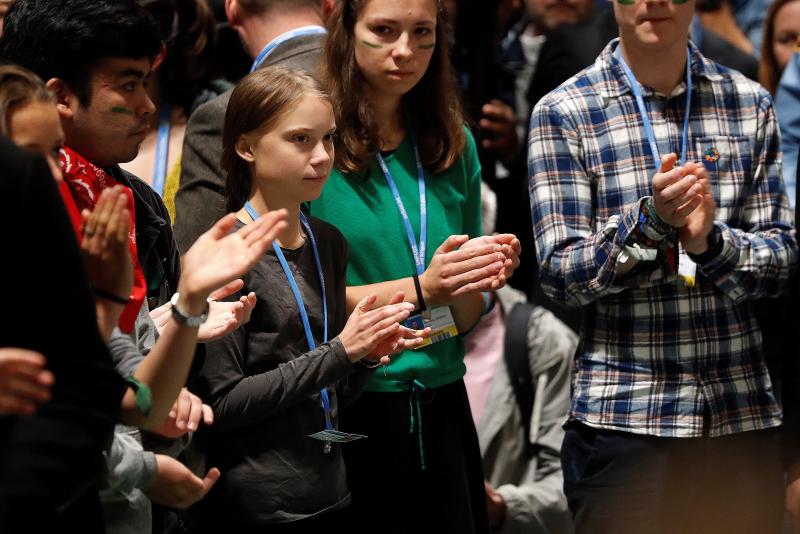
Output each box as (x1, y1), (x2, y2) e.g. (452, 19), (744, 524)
(360, 40), (383, 49)
(616, 0), (635, 5)
(418, 42), (435, 50)
(110, 106), (134, 115)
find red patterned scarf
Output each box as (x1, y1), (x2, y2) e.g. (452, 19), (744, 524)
(60, 146), (146, 333)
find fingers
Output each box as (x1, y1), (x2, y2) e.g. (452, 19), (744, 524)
(149, 302), (172, 321)
(208, 279), (245, 301)
(201, 403), (214, 426)
(241, 208), (288, 248)
(657, 153), (679, 175)
(205, 213), (239, 241)
(175, 389), (192, 431)
(440, 249), (506, 279)
(354, 294), (378, 315)
(387, 291), (405, 306)
(660, 172), (699, 204)
(185, 393), (203, 432)
(202, 467), (221, 495)
(435, 234), (469, 255)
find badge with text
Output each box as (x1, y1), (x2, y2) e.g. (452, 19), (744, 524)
(677, 245), (697, 287)
(308, 429), (367, 443)
(405, 306), (458, 348)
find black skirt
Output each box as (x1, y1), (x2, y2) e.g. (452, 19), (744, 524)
(340, 379), (490, 533)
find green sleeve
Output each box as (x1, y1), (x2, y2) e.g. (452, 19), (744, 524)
(462, 127), (483, 238)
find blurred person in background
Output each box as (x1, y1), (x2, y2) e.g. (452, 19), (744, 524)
(122, 0), (229, 221)
(759, 0), (800, 95)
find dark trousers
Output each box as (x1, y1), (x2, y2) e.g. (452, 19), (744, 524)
(341, 379), (490, 534)
(562, 422), (784, 534)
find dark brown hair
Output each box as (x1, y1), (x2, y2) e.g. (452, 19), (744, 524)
(759, 0), (799, 94)
(0, 63), (54, 135)
(237, 0), (323, 16)
(322, 0), (466, 175)
(222, 66), (331, 212)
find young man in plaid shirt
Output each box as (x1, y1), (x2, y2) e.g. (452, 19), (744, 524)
(528, 0), (797, 532)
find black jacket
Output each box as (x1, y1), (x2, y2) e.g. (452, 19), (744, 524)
(0, 136), (125, 533)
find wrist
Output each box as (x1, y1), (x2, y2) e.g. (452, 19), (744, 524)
(174, 285), (208, 316)
(418, 271), (439, 308)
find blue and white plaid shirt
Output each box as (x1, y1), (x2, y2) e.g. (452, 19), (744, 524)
(528, 39), (797, 438)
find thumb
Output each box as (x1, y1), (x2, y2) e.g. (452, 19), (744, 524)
(204, 213), (238, 241)
(436, 234), (469, 254)
(208, 279), (245, 301)
(202, 467), (221, 495)
(658, 153), (678, 174)
(355, 294), (377, 315)
(387, 291), (405, 305)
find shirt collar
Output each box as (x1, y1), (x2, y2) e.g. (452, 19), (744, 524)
(599, 37), (724, 99)
(252, 25), (327, 70)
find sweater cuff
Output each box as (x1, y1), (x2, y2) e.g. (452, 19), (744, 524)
(138, 451), (158, 489)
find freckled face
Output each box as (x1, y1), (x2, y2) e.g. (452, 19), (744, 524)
(354, 0), (439, 99)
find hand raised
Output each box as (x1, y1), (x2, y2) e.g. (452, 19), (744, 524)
(178, 211), (287, 311)
(652, 153), (705, 227)
(479, 99), (519, 160)
(420, 235), (507, 307)
(0, 349), (54, 416)
(81, 186), (133, 301)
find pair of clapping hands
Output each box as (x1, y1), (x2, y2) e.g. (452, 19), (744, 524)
(652, 153), (717, 254)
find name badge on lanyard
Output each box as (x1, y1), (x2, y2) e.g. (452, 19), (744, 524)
(616, 45), (697, 286)
(244, 202), (366, 452)
(375, 137), (457, 348)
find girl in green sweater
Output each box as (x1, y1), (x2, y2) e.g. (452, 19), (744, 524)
(309, 0), (521, 531)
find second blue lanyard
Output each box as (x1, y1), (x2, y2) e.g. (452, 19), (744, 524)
(375, 137), (427, 276)
(244, 202), (332, 431)
(616, 45), (693, 171)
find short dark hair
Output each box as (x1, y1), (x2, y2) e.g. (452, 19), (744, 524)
(0, 0), (161, 105)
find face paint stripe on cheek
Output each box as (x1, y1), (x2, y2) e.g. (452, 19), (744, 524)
(616, 0), (635, 5)
(418, 42), (435, 49)
(360, 40), (383, 49)
(110, 106), (134, 115)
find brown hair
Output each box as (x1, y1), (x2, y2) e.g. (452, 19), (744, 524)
(322, 0), (466, 175)
(0, 63), (54, 135)
(759, 0), (800, 94)
(222, 66), (331, 212)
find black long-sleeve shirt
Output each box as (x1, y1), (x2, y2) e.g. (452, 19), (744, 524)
(0, 136), (124, 533)
(192, 216), (372, 525)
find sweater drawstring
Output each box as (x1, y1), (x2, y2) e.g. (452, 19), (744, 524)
(408, 379), (427, 471)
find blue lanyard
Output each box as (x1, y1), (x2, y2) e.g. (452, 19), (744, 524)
(616, 45), (693, 170)
(250, 26), (327, 73)
(152, 104), (171, 197)
(244, 202), (333, 431)
(375, 138), (427, 276)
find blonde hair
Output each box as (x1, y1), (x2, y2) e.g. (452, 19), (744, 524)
(0, 63), (54, 135)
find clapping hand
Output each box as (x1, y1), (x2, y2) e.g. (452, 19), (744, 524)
(177, 211), (287, 312)
(0, 349), (54, 416)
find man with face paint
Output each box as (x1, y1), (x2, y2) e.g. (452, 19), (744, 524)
(528, 0), (797, 532)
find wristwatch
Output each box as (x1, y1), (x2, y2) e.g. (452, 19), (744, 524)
(170, 292), (208, 327)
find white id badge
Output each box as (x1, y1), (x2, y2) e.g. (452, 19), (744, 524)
(678, 245), (697, 287)
(404, 306), (458, 349)
(308, 429), (367, 443)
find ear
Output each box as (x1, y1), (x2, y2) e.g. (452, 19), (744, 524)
(321, 0), (335, 18)
(235, 134), (255, 163)
(46, 78), (78, 121)
(152, 42), (168, 72)
(225, 0), (240, 28)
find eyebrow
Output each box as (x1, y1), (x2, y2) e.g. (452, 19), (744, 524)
(367, 17), (435, 26)
(116, 68), (148, 80)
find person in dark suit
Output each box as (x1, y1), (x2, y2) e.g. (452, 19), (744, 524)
(0, 135), (125, 533)
(173, 0), (334, 253)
